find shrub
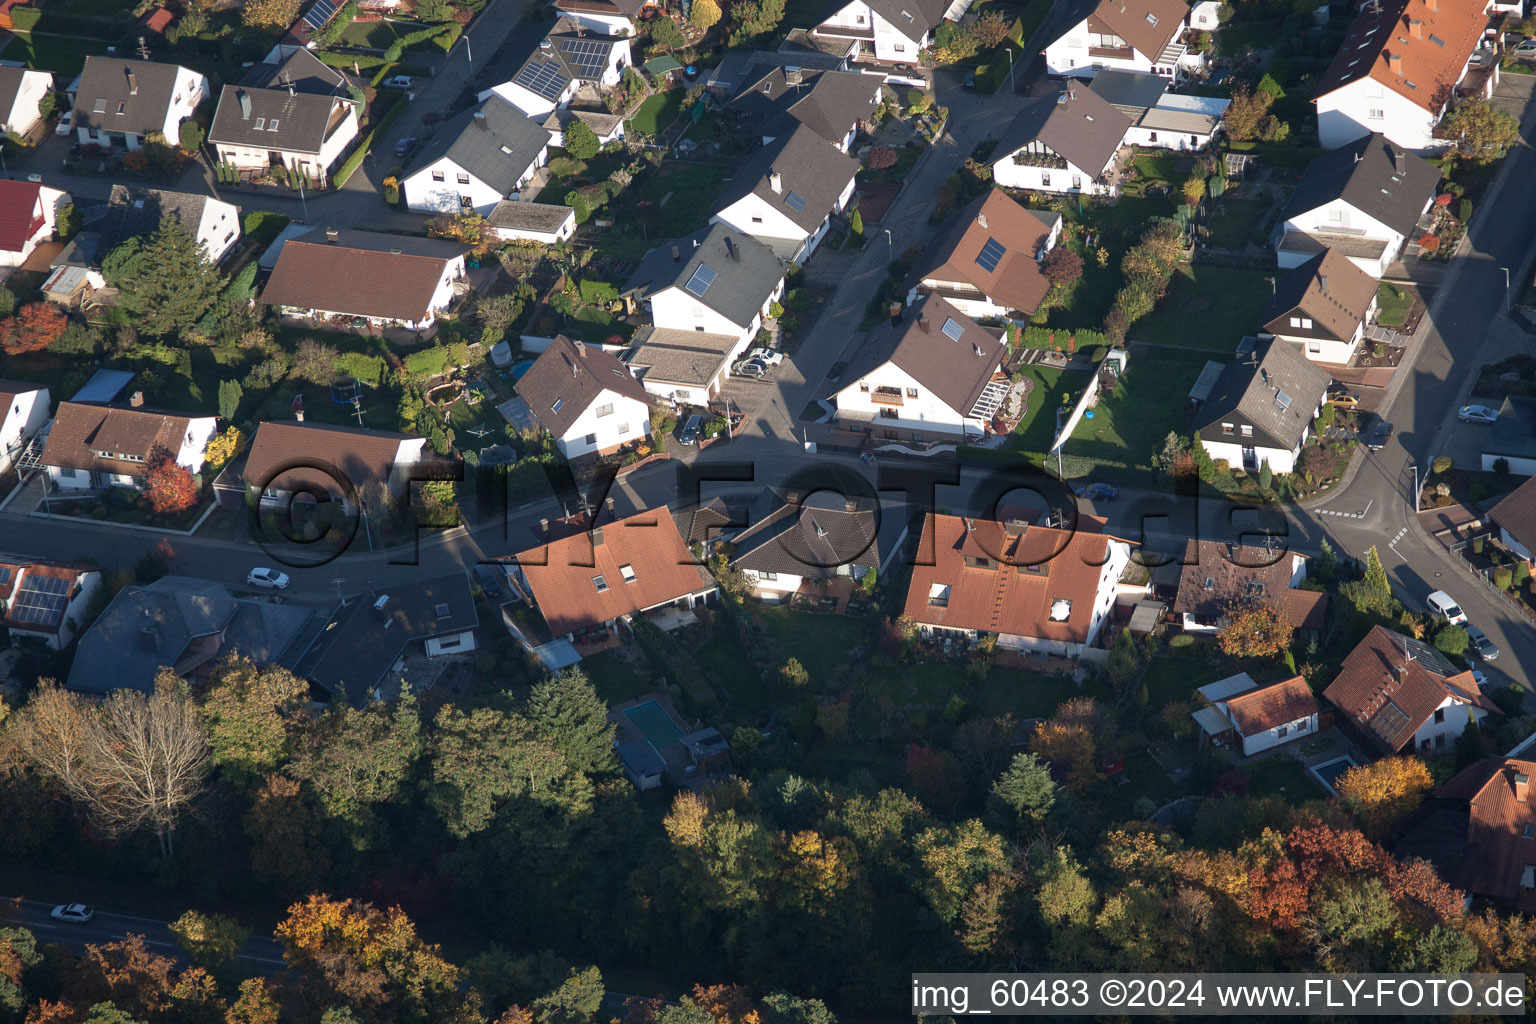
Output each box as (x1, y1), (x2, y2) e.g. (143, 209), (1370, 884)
(1169, 634), (1194, 649)
(1493, 567), (1513, 590)
(1432, 455), (1453, 475)
(562, 119), (600, 160)
(1434, 624), (1468, 657)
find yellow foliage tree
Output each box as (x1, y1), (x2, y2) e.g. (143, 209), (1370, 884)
(203, 426), (245, 469)
(691, 0), (722, 29)
(241, 0), (302, 29)
(1216, 601), (1295, 659)
(1032, 722), (1098, 791)
(1336, 756), (1434, 838)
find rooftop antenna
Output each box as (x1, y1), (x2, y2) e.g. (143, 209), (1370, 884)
(136, 35), (149, 60)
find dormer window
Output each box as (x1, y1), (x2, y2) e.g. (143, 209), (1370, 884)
(593, 574), (609, 592)
(1203, 577), (1215, 590)
(1240, 425), (1254, 438)
(1524, 825), (1534, 840)
(964, 555), (991, 569)
(928, 582), (950, 606)
(1221, 423), (1234, 435)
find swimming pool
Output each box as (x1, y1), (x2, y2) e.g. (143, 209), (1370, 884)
(1308, 755), (1358, 797)
(625, 700), (683, 750)
(511, 360), (534, 381)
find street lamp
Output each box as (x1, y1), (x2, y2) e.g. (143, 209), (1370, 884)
(1006, 46), (1014, 94)
(884, 228), (893, 262)
(464, 35), (473, 76)
(1501, 266), (1510, 290)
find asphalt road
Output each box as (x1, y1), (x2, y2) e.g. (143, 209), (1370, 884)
(8, 898), (286, 972)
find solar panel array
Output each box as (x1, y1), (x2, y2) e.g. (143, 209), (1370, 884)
(940, 317), (964, 341)
(686, 264), (717, 296)
(9, 573), (69, 627)
(784, 191), (807, 212)
(302, 0), (338, 31)
(976, 237), (1006, 272)
(516, 56), (571, 100)
(558, 38), (612, 80)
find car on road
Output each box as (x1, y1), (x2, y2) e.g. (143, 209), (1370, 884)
(1074, 483), (1120, 501)
(472, 563), (504, 599)
(963, 71), (976, 90)
(1458, 404), (1500, 424)
(733, 359), (767, 379)
(25, 173), (41, 183)
(383, 75), (413, 89)
(1516, 38), (1536, 57)
(393, 137), (419, 158)
(1426, 589), (1468, 625)
(679, 414), (702, 445)
(1466, 624), (1501, 661)
(246, 567), (291, 590)
(50, 904), (94, 924)
(1326, 388), (1360, 409)
(55, 111), (71, 136)
(1365, 419), (1393, 451)
(1471, 668), (1489, 689)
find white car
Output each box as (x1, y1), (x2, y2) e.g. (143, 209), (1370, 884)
(55, 110), (71, 136)
(50, 903), (94, 924)
(1426, 589), (1467, 625)
(1458, 405), (1499, 424)
(383, 75), (413, 89)
(1515, 38), (1536, 57)
(748, 347), (785, 367)
(246, 567), (291, 590)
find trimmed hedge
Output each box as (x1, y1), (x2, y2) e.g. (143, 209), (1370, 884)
(10, 7), (42, 31)
(334, 351), (386, 386)
(333, 93), (406, 186)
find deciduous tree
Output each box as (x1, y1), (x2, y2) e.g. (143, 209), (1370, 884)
(0, 302), (67, 354)
(1216, 601), (1294, 658)
(144, 447), (199, 516)
(201, 656), (308, 788)
(289, 694), (422, 838)
(241, 0), (302, 29)
(1040, 245), (1083, 287)
(562, 120), (600, 160)
(168, 911), (249, 975)
(690, 0), (721, 29)
(1440, 98), (1520, 163)
(1336, 756), (1434, 838)
(912, 819), (1008, 924)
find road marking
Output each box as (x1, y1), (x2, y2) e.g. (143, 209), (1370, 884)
(1388, 526), (1408, 559)
(113, 934), (175, 948)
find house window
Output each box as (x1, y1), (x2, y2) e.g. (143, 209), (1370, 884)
(1299, 318), (1313, 329)
(1072, 175), (1081, 189)
(859, 382), (870, 392)
(1308, 341), (1321, 354)
(928, 582), (950, 606)
(619, 563), (636, 583)
(1203, 577), (1215, 590)
(760, 571), (777, 581)
(1525, 825), (1534, 839)
(593, 574), (609, 592)
(595, 403), (614, 418)
(1221, 423), (1234, 435)
(1240, 425), (1254, 437)
(1148, 131), (1158, 142)
(432, 170), (445, 182)
(906, 387), (918, 398)
(1041, 171), (1051, 186)
(584, 433), (597, 445)
(1277, 724), (1288, 737)
(751, 216), (763, 223)
(618, 421), (630, 435)
(856, 12), (865, 21)
(1369, 108), (1384, 119)
(1434, 708), (1445, 724)
(1289, 316), (1302, 328)
(892, 44), (905, 52)
(1435, 733), (1446, 748)
(457, 173), (471, 185)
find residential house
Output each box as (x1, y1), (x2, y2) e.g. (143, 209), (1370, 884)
(510, 506), (719, 642)
(0, 67), (55, 137)
(1490, 474), (1536, 562)
(1256, 248), (1380, 365)
(42, 402), (218, 492)
(260, 228), (469, 332)
(827, 294), (1009, 442)
(71, 57), (207, 150)
(1087, 68), (1229, 150)
(728, 489), (912, 601)
(0, 557), (103, 651)
(1195, 338), (1332, 474)
(99, 185), (242, 266)
(66, 576), (319, 695)
(298, 573), (479, 706)
(1042, 0), (1204, 79)
(0, 180), (68, 268)
(552, 0), (654, 36)
(725, 66), (882, 152)
(219, 420), (429, 510)
(1481, 398), (1536, 477)
(402, 95), (550, 214)
(517, 335), (654, 460)
(208, 61), (361, 181)
(809, 0), (972, 63)
(710, 124), (859, 261)
(1192, 674), (1321, 756)
(1396, 757), (1536, 912)
(1274, 133), (1440, 277)
(904, 188), (1061, 321)
(903, 511), (1132, 657)
(622, 223), (787, 345)
(1313, 0), (1493, 150)
(0, 379), (49, 475)
(1322, 624), (1500, 756)
(485, 199), (576, 244)
(482, 20), (630, 119)
(991, 84), (1132, 195)
(625, 326), (747, 406)
(1171, 539), (1330, 640)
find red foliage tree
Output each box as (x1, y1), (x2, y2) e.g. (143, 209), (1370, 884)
(0, 302), (68, 354)
(143, 446), (198, 515)
(906, 744), (965, 813)
(1040, 245), (1084, 288)
(866, 145), (898, 170)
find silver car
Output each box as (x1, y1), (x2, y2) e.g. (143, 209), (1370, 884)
(247, 567), (291, 590)
(1458, 405), (1499, 424)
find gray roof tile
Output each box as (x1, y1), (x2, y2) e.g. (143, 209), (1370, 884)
(1282, 133), (1439, 239)
(1196, 338), (1333, 451)
(623, 223), (786, 330)
(712, 123), (858, 235)
(409, 94), (548, 196)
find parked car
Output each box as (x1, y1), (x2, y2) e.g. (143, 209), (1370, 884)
(1074, 483), (1120, 501)
(1426, 589), (1468, 625)
(1515, 37), (1536, 57)
(55, 111), (71, 136)
(733, 359), (767, 379)
(679, 414), (703, 445)
(50, 904), (93, 924)
(1365, 419), (1393, 451)
(246, 567), (291, 590)
(25, 173), (40, 183)
(1458, 404), (1500, 424)
(748, 347), (784, 367)
(383, 75), (413, 89)
(393, 137), (419, 158)
(1466, 624), (1501, 661)
(963, 71), (976, 90)
(472, 563), (504, 599)
(1326, 388), (1360, 409)
(1471, 669), (1489, 689)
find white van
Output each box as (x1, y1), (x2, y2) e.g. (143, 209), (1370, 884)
(1426, 590), (1467, 625)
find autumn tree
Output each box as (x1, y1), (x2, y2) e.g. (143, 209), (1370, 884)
(970, 10), (1010, 48)
(102, 214), (226, 337)
(913, 819), (1008, 924)
(690, 0), (721, 29)
(1336, 756), (1434, 838)
(1223, 83), (1284, 142)
(779, 657), (809, 689)
(144, 446), (199, 516)
(168, 911), (249, 975)
(0, 302), (68, 354)
(865, 145), (897, 171)
(200, 656), (308, 788)
(288, 693), (422, 841)
(1440, 98), (1520, 163)
(1180, 175), (1206, 207)
(1032, 722), (1098, 790)
(1040, 245), (1084, 288)
(1216, 601), (1294, 658)
(245, 774), (331, 892)
(226, 977), (283, 1024)
(242, 0), (302, 29)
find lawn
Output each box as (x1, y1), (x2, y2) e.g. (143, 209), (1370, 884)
(1217, 21), (1275, 57)
(1203, 197), (1272, 250)
(1064, 347), (1211, 474)
(1134, 266), (1274, 352)
(1139, 650), (1230, 708)
(337, 18), (404, 48)
(975, 669), (1079, 720)
(2, 31), (107, 77)
(634, 161), (733, 236)
(694, 632), (774, 720)
(1376, 281), (1413, 327)
(1130, 153), (1178, 186)
(1243, 756), (1318, 804)
(756, 607), (869, 685)
(1006, 364), (1080, 459)
(583, 651), (654, 706)
(628, 91), (684, 136)
(865, 662), (968, 706)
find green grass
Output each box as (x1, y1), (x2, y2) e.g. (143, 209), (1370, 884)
(1375, 281), (1413, 328)
(1134, 266), (1275, 351)
(583, 651), (653, 706)
(3, 32), (107, 77)
(1243, 756), (1317, 804)
(866, 662), (968, 706)
(1203, 198), (1271, 250)
(1065, 348), (1213, 472)
(628, 91), (684, 136)
(694, 633), (774, 719)
(1217, 21), (1275, 57)
(337, 18), (403, 48)
(1130, 153), (1178, 186)
(1104, 749), (1190, 819)
(683, 110), (716, 143)
(975, 669), (1078, 719)
(756, 607), (869, 684)
(1139, 651), (1229, 709)
(634, 161), (732, 236)
(1006, 364), (1079, 459)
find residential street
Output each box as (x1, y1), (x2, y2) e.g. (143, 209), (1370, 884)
(6, 898), (286, 972)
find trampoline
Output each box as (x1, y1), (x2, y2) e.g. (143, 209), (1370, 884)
(511, 360), (535, 381)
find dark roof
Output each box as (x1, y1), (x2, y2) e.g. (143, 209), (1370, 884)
(1491, 475), (1536, 555)
(554, 0), (649, 22)
(259, 228), (468, 322)
(300, 573), (479, 706)
(1485, 397), (1536, 463)
(712, 123), (859, 235)
(1086, 67), (1168, 115)
(994, 85), (1131, 178)
(517, 334), (652, 437)
(239, 421), (417, 495)
(671, 496), (744, 548)
(623, 222), (786, 329)
(834, 294), (1007, 418)
(765, 70), (882, 145)
(41, 402), (204, 478)
(74, 57), (192, 137)
(208, 84), (354, 154)
(1281, 134), (1440, 239)
(905, 189), (1057, 316)
(1259, 248), (1379, 343)
(486, 199), (575, 233)
(0, 179), (44, 253)
(842, 0), (949, 40)
(617, 738), (666, 776)
(408, 94), (548, 195)
(1171, 539), (1300, 621)
(0, 377), (45, 409)
(247, 48), (346, 95)
(508, 20), (624, 100)
(730, 490), (889, 578)
(0, 67), (48, 126)
(1398, 758), (1536, 911)
(625, 326), (742, 387)
(98, 186), (215, 257)
(1196, 338), (1332, 451)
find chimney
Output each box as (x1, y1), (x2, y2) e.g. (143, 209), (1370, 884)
(129, 390), (144, 407)
(769, 170), (782, 193)
(1388, 52), (1403, 74)
(574, 338), (586, 358)
(671, 245), (680, 262)
(1393, 150), (1406, 174)
(238, 90), (251, 119)
(295, 407), (304, 422)
(888, 301), (902, 322)
(592, 526), (604, 546)
(977, 212), (988, 229)
(1319, 274), (1329, 293)
(918, 314), (930, 332)
(1408, 18), (1421, 38)
(844, 499), (857, 513)
(1425, 0), (1436, 10)
(605, 496), (614, 513)
(725, 237), (736, 260)
(373, 594), (391, 620)
(326, 228), (339, 242)
(474, 111), (488, 130)
(786, 490), (799, 504)
(1518, 772), (1531, 803)
(540, 517), (550, 535)
(126, 69), (137, 95)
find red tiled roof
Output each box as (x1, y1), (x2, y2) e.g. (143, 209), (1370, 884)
(1223, 675), (1318, 737)
(1315, 0), (1488, 114)
(907, 189), (1056, 317)
(1281, 588), (1330, 631)
(514, 507), (717, 636)
(1434, 758), (1536, 909)
(903, 512), (1117, 644)
(0, 179), (44, 254)
(40, 402), (199, 479)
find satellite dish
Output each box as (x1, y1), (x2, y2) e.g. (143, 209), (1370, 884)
(291, 394), (304, 414)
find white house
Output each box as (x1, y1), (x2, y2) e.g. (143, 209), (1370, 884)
(208, 86), (360, 181)
(402, 95), (550, 214)
(230, 421), (429, 511)
(71, 57), (207, 150)
(0, 557), (104, 651)
(1088, 68), (1228, 150)
(1041, 0), (1204, 79)
(101, 185), (242, 266)
(1313, 0), (1493, 151)
(725, 67), (883, 153)
(1490, 476), (1536, 562)
(518, 335), (654, 460)
(829, 295), (1009, 442)
(259, 228), (469, 332)
(0, 67), (55, 137)
(710, 123), (858, 261)
(622, 224), (788, 346)
(1195, 338), (1332, 475)
(991, 84), (1131, 195)
(731, 490), (911, 602)
(1256, 248), (1380, 365)
(0, 180), (68, 268)
(42, 402), (218, 492)
(1188, 0), (1222, 30)
(0, 380), (49, 475)
(485, 199), (576, 244)
(1195, 674), (1320, 756)
(904, 188), (1060, 320)
(810, 0), (973, 63)
(552, 0), (655, 36)
(481, 21), (630, 119)
(1274, 133), (1440, 278)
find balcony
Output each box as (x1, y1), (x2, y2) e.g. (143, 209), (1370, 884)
(871, 387), (904, 406)
(1089, 44), (1134, 59)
